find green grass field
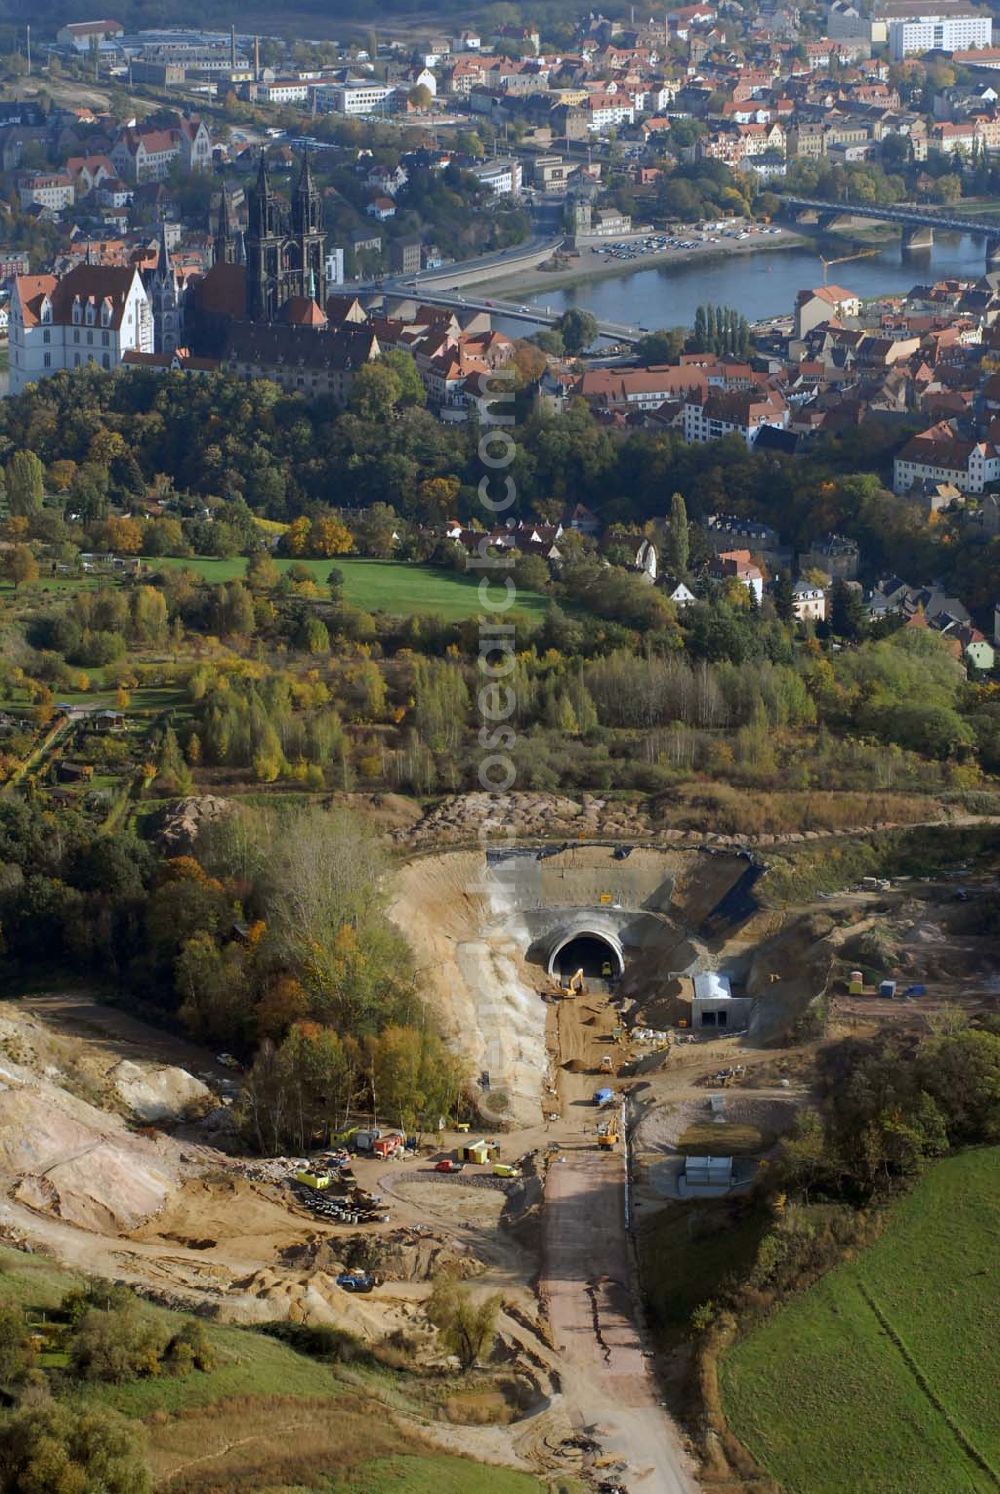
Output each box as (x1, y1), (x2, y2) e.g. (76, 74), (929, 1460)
(721, 1148), (1000, 1494)
(150, 555), (550, 620)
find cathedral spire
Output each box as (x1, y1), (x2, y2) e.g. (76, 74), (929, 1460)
(156, 218), (172, 283)
(214, 188), (232, 265)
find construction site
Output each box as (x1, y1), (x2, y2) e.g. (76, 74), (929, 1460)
(0, 830), (997, 1490)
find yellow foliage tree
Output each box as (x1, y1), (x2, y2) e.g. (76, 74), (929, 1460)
(309, 516), (355, 557)
(283, 516), (311, 557)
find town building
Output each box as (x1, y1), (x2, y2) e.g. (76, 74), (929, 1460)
(710, 548), (765, 602)
(886, 5), (991, 58)
(795, 284), (862, 339)
(683, 389), (789, 448)
(316, 82), (398, 116)
(9, 263), (153, 394)
(468, 158), (522, 195)
(18, 174), (74, 212)
(894, 427), (1000, 493)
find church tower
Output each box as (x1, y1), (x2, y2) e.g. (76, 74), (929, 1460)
(245, 151), (284, 322)
(213, 187), (236, 266)
(291, 151), (326, 308)
(151, 220), (182, 354)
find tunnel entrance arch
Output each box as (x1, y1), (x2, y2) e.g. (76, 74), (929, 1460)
(547, 928), (624, 979)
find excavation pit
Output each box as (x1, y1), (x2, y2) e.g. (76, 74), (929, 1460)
(391, 844), (762, 1124)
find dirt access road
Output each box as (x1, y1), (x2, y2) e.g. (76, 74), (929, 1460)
(542, 1146), (696, 1491)
(543, 990), (698, 1491)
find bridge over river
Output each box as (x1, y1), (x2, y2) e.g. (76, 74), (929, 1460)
(782, 197), (1000, 264)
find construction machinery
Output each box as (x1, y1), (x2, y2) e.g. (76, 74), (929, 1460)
(564, 968), (585, 994)
(597, 1118), (619, 1150)
(600, 1054), (615, 1074)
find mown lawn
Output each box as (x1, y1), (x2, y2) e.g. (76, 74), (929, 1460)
(150, 555), (550, 620)
(720, 1148), (1000, 1494)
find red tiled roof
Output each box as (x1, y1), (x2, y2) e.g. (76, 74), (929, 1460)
(14, 274), (57, 327)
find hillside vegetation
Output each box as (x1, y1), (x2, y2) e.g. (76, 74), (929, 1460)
(721, 1148), (1000, 1494)
(0, 1245), (546, 1491)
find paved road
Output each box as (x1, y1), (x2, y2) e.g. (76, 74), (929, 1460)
(542, 1143), (698, 1491)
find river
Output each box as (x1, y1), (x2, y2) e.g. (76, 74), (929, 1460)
(520, 232), (990, 332)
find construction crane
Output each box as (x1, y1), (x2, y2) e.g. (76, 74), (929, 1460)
(819, 246), (880, 284)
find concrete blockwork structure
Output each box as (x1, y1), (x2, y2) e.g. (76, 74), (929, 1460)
(683, 1155), (734, 1192)
(692, 970), (754, 1032)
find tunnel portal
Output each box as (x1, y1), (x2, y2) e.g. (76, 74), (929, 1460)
(547, 929), (625, 980)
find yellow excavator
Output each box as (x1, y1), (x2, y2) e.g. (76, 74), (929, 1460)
(563, 968), (585, 995)
(597, 1118), (619, 1150)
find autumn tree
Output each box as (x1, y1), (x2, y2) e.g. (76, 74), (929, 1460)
(416, 476), (460, 524)
(6, 450), (44, 516)
(100, 516), (144, 555)
(48, 458), (78, 493)
(349, 362), (403, 422)
(426, 1275), (502, 1369)
(381, 348), (426, 407)
(0, 1400), (151, 1494)
(282, 516), (312, 557)
(3, 544), (39, 589)
(247, 551), (280, 591)
(309, 515), (355, 557)
(0, 1302), (33, 1387)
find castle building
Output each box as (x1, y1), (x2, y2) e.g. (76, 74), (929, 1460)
(9, 262), (153, 394)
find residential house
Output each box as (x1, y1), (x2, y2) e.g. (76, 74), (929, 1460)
(794, 283), (862, 338)
(711, 548), (764, 603)
(791, 579), (827, 620)
(667, 581), (698, 607)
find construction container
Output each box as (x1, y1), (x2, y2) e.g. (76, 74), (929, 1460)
(879, 980), (897, 999)
(849, 970), (864, 994)
(295, 1171), (331, 1191)
(459, 1139), (494, 1165)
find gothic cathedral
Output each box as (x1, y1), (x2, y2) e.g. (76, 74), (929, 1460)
(242, 152), (326, 322)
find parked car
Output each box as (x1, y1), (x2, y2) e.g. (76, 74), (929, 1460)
(434, 1159), (464, 1173)
(336, 1272), (376, 1293)
(492, 1163), (522, 1179)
